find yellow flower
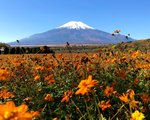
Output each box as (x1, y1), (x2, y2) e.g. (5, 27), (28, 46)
(75, 75), (99, 95)
(0, 101), (33, 120)
(130, 110), (145, 120)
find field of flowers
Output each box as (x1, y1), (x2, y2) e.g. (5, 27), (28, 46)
(0, 46), (150, 120)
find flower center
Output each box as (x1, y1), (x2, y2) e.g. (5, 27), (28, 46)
(4, 111), (14, 119)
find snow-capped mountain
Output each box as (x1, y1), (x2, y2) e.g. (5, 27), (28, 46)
(57, 21), (94, 30)
(9, 21), (134, 46)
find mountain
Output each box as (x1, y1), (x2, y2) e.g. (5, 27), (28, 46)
(9, 21), (134, 46)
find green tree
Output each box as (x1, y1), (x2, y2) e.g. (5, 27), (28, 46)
(15, 47), (21, 54)
(4, 47), (9, 54)
(10, 47), (16, 54)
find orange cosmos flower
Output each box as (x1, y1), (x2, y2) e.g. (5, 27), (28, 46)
(131, 50), (141, 59)
(34, 65), (44, 71)
(92, 53), (99, 59)
(44, 94), (54, 102)
(119, 93), (129, 103)
(45, 74), (55, 85)
(0, 101), (33, 120)
(119, 89), (139, 109)
(136, 63), (150, 69)
(129, 89), (135, 100)
(116, 69), (127, 80)
(53, 117), (59, 120)
(114, 30), (121, 33)
(75, 75), (99, 95)
(30, 111), (40, 118)
(98, 100), (111, 111)
(104, 86), (114, 97)
(0, 89), (14, 99)
(0, 69), (9, 81)
(141, 92), (150, 104)
(129, 100), (139, 109)
(34, 75), (40, 81)
(61, 90), (74, 103)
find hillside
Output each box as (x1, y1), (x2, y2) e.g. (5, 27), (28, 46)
(48, 39), (150, 53)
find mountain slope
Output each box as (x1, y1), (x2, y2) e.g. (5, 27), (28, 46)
(9, 21), (134, 45)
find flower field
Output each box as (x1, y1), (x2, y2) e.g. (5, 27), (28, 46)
(0, 45), (150, 120)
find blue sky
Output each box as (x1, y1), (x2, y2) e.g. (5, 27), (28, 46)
(0, 0), (150, 43)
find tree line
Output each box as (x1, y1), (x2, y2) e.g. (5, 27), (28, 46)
(0, 46), (55, 54)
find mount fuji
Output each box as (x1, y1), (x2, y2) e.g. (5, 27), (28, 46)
(9, 21), (134, 46)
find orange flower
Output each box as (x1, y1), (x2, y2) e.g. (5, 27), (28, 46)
(0, 101), (33, 120)
(114, 29), (121, 33)
(136, 63), (150, 69)
(61, 90), (74, 103)
(30, 111), (40, 118)
(53, 117), (59, 120)
(129, 100), (139, 109)
(116, 69), (127, 80)
(131, 51), (141, 59)
(0, 69), (9, 81)
(58, 53), (63, 59)
(34, 75), (40, 81)
(0, 89), (14, 99)
(104, 86), (114, 97)
(44, 94), (54, 101)
(75, 75), (99, 95)
(98, 100), (111, 111)
(119, 89), (139, 109)
(141, 92), (150, 104)
(119, 93), (129, 103)
(133, 79), (140, 85)
(129, 89), (135, 100)
(45, 74), (55, 85)
(34, 65), (44, 71)
(92, 53), (98, 59)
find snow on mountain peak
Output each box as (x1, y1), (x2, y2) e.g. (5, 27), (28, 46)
(57, 21), (94, 30)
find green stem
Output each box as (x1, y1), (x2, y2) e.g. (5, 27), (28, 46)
(71, 99), (86, 120)
(93, 92), (101, 119)
(84, 99), (92, 120)
(129, 103), (132, 114)
(110, 104), (124, 120)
